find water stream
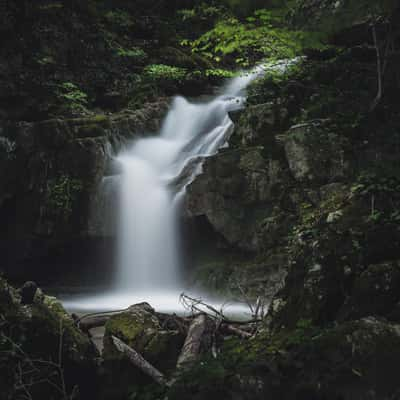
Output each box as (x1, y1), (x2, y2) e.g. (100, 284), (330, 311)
(62, 66), (266, 314)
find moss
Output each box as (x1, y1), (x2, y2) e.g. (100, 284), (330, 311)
(105, 311), (159, 345)
(77, 123), (106, 138)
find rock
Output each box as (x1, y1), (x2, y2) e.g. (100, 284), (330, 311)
(339, 261), (400, 322)
(102, 302), (185, 399)
(0, 278), (100, 399)
(103, 303), (184, 371)
(283, 122), (350, 184)
(185, 146), (291, 252)
(167, 318), (400, 400)
(19, 281), (38, 305)
(0, 100), (170, 281)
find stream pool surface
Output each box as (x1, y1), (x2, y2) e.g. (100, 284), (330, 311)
(59, 289), (254, 319)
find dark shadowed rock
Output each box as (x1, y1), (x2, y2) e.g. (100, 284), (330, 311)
(19, 281), (38, 305)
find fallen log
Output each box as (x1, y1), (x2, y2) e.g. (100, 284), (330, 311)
(78, 315), (111, 332)
(176, 314), (213, 369)
(111, 336), (169, 387)
(221, 324), (252, 339)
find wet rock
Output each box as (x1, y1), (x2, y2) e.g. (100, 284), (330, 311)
(0, 100), (170, 280)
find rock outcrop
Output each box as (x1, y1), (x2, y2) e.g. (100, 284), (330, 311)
(0, 100), (169, 281)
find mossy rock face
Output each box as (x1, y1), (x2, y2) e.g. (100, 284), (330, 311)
(193, 248), (288, 302)
(283, 122), (351, 184)
(186, 146), (292, 252)
(167, 318), (400, 400)
(268, 179), (400, 330)
(339, 261), (400, 321)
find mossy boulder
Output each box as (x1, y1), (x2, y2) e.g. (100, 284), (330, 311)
(103, 303), (184, 371)
(102, 303), (184, 400)
(0, 278), (99, 400)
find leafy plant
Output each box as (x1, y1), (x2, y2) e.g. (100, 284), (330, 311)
(144, 64), (187, 81)
(104, 9), (135, 29)
(116, 46), (147, 62)
(204, 68), (236, 78)
(58, 82), (88, 113)
(184, 8), (326, 66)
(48, 175), (83, 220)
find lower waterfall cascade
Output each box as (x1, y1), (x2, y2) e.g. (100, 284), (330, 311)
(62, 65), (269, 313)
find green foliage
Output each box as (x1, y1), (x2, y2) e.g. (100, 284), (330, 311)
(104, 9), (135, 29)
(351, 173), (400, 198)
(116, 46), (147, 61)
(178, 3), (223, 22)
(285, 318), (322, 346)
(204, 68), (236, 78)
(185, 8), (326, 66)
(58, 82), (88, 113)
(47, 175), (82, 220)
(144, 64), (188, 81)
(351, 173), (400, 224)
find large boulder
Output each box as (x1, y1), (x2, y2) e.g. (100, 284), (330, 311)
(283, 122), (350, 184)
(0, 278), (99, 400)
(185, 146), (291, 252)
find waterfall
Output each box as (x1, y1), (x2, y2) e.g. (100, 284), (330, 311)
(115, 66), (265, 294)
(62, 66), (266, 313)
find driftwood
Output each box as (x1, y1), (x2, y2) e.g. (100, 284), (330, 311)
(180, 293), (263, 325)
(111, 336), (169, 387)
(72, 295), (265, 390)
(221, 324), (252, 339)
(78, 315), (111, 332)
(176, 314), (212, 369)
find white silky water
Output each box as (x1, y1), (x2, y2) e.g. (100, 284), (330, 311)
(62, 65), (267, 314)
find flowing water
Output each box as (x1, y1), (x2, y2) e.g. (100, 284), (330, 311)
(62, 66), (267, 314)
